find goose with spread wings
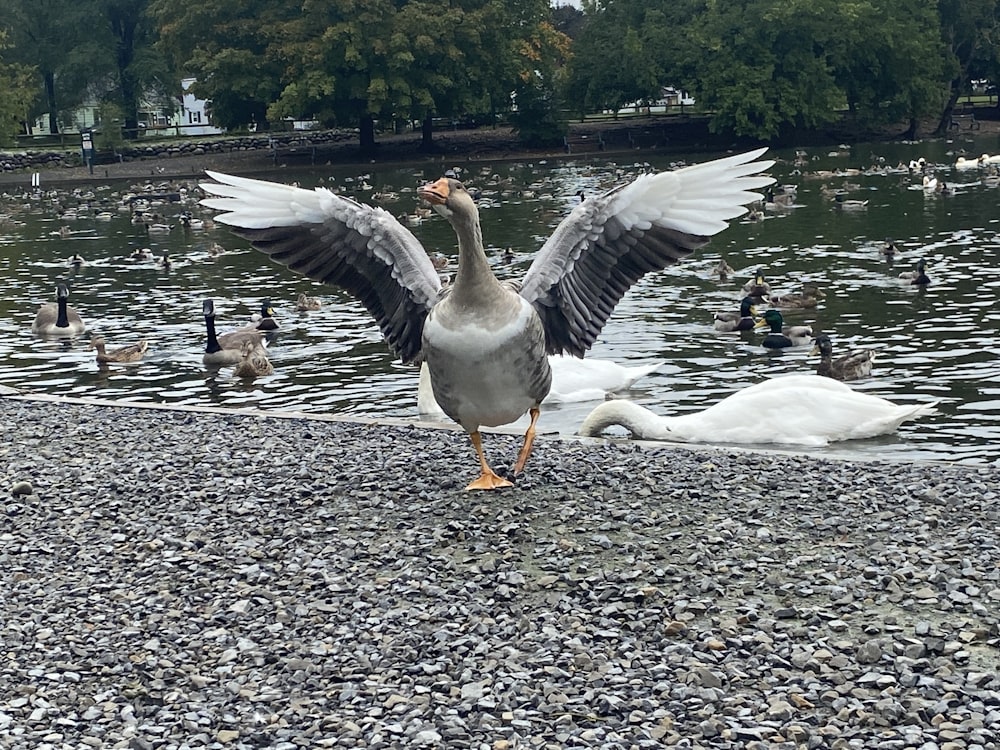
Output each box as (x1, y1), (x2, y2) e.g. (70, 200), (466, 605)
(200, 149), (774, 489)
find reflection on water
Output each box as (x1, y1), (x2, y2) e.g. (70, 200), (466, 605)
(2, 133), (999, 465)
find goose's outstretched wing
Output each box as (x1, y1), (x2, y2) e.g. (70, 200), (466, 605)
(200, 171), (442, 363)
(518, 148), (775, 356)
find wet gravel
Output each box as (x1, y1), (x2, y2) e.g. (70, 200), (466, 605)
(1, 395), (998, 749)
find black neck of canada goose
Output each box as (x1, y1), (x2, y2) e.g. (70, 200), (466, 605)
(203, 300), (222, 353)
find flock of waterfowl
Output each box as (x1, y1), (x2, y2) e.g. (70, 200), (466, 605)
(18, 138), (986, 486)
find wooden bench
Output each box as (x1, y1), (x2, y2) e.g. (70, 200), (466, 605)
(950, 112), (981, 131)
(564, 132), (604, 154)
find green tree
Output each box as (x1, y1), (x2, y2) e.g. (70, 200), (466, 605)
(0, 31), (38, 144)
(101, 0), (173, 137)
(562, 0), (668, 119)
(831, 0), (947, 139)
(935, 0), (1000, 134)
(3, 0), (101, 134)
(151, 0), (291, 130)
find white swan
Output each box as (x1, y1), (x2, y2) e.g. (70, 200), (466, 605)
(579, 375), (937, 447)
(418, 356), (663, 418)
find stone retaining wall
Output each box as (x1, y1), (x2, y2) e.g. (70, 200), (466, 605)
(0, 129), (358, 173)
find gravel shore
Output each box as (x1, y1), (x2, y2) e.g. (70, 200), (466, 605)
(1, 395), (997, 749)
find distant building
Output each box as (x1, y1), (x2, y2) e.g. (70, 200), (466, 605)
(30, 78), (224, 136)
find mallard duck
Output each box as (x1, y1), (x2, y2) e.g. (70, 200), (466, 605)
(899, 259), (930, 286)
(769, 283), (825, 309)
(754, 309), (813, 348)
(68, 253), (85, 267)
(419, 356), (664, 418)
(129, 247), (154, 261)
(158, 254), (172, 270)
(715, 259), (736, 281)
(246, 299), (279, 331)
(31, 283), (86, 337)
(202, 299), (267, 365)
(811, 334), (875, 381)
(713, 296), (757, 332)
(200, 148), (774, 489)
(578, 375), (937, 447)
(880, 240), (899, 257)
(90, 336), (148, 363)
(741, 270), (771, 299)
(233, 338), (274, 378)
(296, 292), (322, 311)
(180, 212), (206, 229)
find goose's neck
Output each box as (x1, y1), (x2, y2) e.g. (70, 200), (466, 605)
(449, 211), (504, 304)
(205, 316), (221, 353)
(56, 297), (70, 328)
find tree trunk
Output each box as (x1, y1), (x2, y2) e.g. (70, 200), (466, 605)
(420, 114), (435, 151)
(904, 117), (918, 141)
(934, 79), (962, 137)
(359, 114), (376, 153)
(44, 71), (58, 134)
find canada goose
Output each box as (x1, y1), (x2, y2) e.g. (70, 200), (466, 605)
(31, 283), (86, 337)
(202, 299), (266, 365)
(200, 149), (775, 489)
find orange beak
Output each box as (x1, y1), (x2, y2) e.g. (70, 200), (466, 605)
(418, 178), (450, 205)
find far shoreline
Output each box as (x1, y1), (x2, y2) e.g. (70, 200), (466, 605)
(2, 113), (998, 188)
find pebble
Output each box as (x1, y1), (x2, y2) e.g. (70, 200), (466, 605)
(0, 397), (998, 749)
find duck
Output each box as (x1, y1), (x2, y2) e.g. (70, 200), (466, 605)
(296, 292), (322, 311)
(246, 299), (279, 331)
(921, 174), (938, 191)
(180, 212), (206, 229)
(899, 259), (930, 286)
(90, 336), (148, 364)
(715, 259), (736, 281)
(31, 283), (86, 337)
(68, 253), (85, 268)
(578, 375), (937, 447)
(200, 148), (775, 489)
(769, 282), (825, 309)
(419, 356), (664, 418)
(880, 240), (899, 258)
(834, 194), (869, 209)
(129, 247), (154, 261)
(713, 296), (758, 332)
(233, 338), (274, 378)
(202, 299), (267, 365)
(158, 254), (172, 270)
(741, 270), (771, 300)
(754, 309), (813, 348)
(811, 334), (875, 381)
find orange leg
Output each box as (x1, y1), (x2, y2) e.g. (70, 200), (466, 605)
(465, 431), (514, 491)
(512, 406), (541, 475)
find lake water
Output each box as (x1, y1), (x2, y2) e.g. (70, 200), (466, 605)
(2, 132), (999, 465)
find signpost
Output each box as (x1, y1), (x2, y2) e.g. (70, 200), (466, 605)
(81, 130), (94, 175)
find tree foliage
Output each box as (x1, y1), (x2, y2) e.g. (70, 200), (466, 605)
(0, 32), (38, 145)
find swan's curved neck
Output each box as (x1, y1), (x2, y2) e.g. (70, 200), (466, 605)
(581, 401), (672, 440)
